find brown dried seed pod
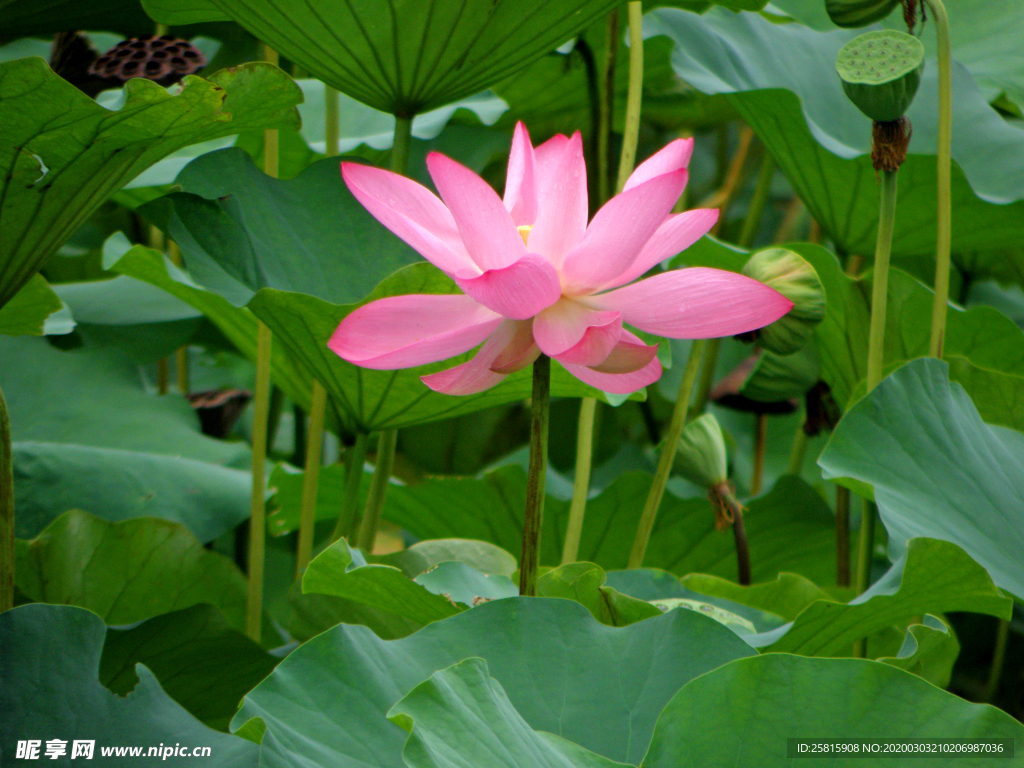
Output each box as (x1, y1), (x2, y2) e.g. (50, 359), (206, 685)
(871, 116), (913, 173)
(89, 35), (207, 88)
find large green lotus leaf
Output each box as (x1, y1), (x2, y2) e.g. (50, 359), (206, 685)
(645, 8), (1024, 262)
(233, 598), (755, 767)
(14, 510), (262, 636)
(819, 358), (1024, 600)
(143, 0), (622, 115)
(109, 244), (321, 425)
(772, 0), (1024, 109)
(249, 265), (619, 433)
(389, 658), (630, 768)
(0, 604), (258, 766)
(0, 0), (153, 41)
(878, 614), (960, 689)
(680, 571), (834, 623)
(0, 274), (68, 337)
(270, 463), (836, 584)
(101, 604), (279, 731)
(756, 538), (1010, 655)
(641, 654), (1024, 767)
(0, 58), (300, 311)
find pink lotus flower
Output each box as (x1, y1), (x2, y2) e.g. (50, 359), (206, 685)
(330, 123), (793, 395)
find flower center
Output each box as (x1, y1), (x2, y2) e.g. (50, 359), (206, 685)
(517, 225), (532, 246)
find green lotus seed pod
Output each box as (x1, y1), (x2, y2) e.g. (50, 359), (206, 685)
(825, 0), (899, 28)
(740, 344), (821, 404)
(673, 413), (728, 490)
(836, 30), (925, 122)
(648, 598), (757, 634)
(741, 248), (825, 356)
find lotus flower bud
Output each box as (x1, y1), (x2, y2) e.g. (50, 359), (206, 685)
(836, 30), (924, 122)
(825, 0), (900, 28)
(673, 414), (728, 491)
(741, 248), (825, 356)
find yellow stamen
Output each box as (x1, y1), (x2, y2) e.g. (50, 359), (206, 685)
(517, 225), (532, 246)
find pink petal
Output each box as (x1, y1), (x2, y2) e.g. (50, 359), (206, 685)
(586, 267), (794, 339)
(503, 122), (537, 226)
(533, 299), (621, 357)
(528, 132), (588, 267)
(490, 320), (541, 374)
(559, 170), (688, 295)
(589, 331), (659, 374)
(420, 320), (521, 396)
(600, 209), (719, 291)
(342, 162), (475, 277)
(623, 138), (694, 192)
(454, 254), (562, 320)
(329, 294), (502, 369)
(427, 152), (525, 272)
(562, 353), (663, 395)
(552, 315), (624, 367)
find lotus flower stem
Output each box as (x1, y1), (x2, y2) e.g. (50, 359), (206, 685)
(925, 0), (952, 358)
(690, 337), (721, 418)
(787, 424), (808, 476)
(598, 10), (620, 204)
(719, 484), (751, 585)
(246, 320), (272, 642)
(628, 338), (707, 569)
(0, 382), (13, 612)
(325, 86), (340, 158)
(708, 126), (754, 235)
(295, 381), (327, 576)
(614, 1), (644, 192)
(520, 355), (551, 596)
(562, 397), (597, 565)
(331, 432), (369, 542)
(751, 412), (768, 495)
(852, 499), (877, 656)
(981, 619), (1010, 703)
(866, 169), (897, 392)
(835, 485), (851, 587)
(738, 152), (775, 248)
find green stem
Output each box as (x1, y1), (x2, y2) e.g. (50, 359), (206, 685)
(628, 338), (707, 568)
(519, 355), (551, 596)
(866, 169), (898, 392)
(925, 0), (952, 358)
(356, 429), (397, 553)
(325, 87), (340, 157)
(787, 424), (808, 476)
(751, 412), (767, 496)
(331, 432), (369, 542)
(391, 115), (413, 174)
(689, 337), (721, 419)
(598, 10), (620, 205)
(614, 1), (644, 194)
(1, 382), (13, 612)
(835, 485), (851, 587)
(295, 380), (327, 576)
(265, 385), (285, 454)
(852, 499), (877, 657)
(981, 619), (1010, 703)
(562, 398), (597, 565)
(720, 485), (751, 585)
(738, 152), (774, 248)
(246, 321), (272, 642)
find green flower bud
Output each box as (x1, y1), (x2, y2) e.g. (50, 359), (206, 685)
(648, 598), (757, 634)
(825, 0), (899, 28)
(740, 345), (821, 404)
(673, 413), (728, 489)
(836, 30), (925, 122)
(741, 248), (825, 356)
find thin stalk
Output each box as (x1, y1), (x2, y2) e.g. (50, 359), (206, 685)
(0, 382), (13, 612)
(263, 46), (280, 179)
(391, 115), (413, 174)
(157, 358), (170, 396)
(866, 169), (898, 392)
(852, 499), (877, 657)
(325, 86), (340, 157)
(562, 398), (597, 565)
(707, 126), (755, 236)
(738, 152), (775, 248)
(265, 386), (285, 454)
(925, 0), (952, 358)
(628, 339), (707, 568)
(690, 337), (721, 419)
(519, 355), (551, 596)
(835, 485), (851, 587)
(614, 1), (644, 193)
(787, 424), (808, 476)
(295, 380), (327, 576)
(981, 619), (1010, 703)
(331, 432), (369, 542)
(356, 429), (397, 553)
(245, 321), (272, 642)
(598, 10), (620, 204)
(720, 485), (751, 585)
(751, 412), (768, 496)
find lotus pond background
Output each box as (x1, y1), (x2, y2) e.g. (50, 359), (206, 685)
(1, 0), (1024, 765)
